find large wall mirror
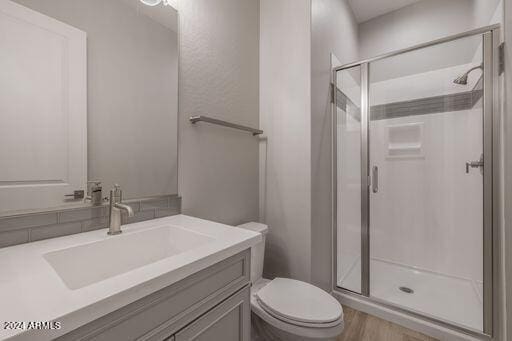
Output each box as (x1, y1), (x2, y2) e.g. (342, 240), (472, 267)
(0, 0), (178, 214)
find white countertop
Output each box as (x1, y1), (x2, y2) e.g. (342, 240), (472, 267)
(0, 215), (261, 341)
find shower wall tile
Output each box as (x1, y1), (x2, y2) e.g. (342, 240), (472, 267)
(336, 88), (361, 121)
(369, 109), (483, 282)
(370, 91), (475, 120)
(335, 75), (483, 121)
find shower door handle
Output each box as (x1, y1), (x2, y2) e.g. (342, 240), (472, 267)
(465, 154), (484, 174)
(372, 166), (379, 193)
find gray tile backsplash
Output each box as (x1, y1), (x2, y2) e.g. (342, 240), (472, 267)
(81, 217), (108, 232)
(0, 230), (29, 248)
(31, 222), (82, 242)
(169, 197), (181, 210)
(155, 207), (180, 219)
(122, 210), (156, 224)
(0, 195), (181, 248)
(140, 198), (170, 211)
(0, 212), (58, 231)
(59, 206), (106, 223)
(124, 201), (141, 213)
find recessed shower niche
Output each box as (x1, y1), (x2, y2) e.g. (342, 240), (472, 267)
(386, 123), (423, 159)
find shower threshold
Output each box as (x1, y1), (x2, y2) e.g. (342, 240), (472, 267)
(337, 258), (483, 331)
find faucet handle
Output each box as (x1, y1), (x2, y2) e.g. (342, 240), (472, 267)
(113, 184), (123, 202)
(87, 180), (102, 195)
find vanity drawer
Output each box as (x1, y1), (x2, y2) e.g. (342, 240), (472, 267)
(57, 249), (250, 341)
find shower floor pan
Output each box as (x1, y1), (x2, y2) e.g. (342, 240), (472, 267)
(338, 258), (483, 331)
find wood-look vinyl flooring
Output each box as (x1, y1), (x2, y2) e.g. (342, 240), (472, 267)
(338, 306), (439, 341)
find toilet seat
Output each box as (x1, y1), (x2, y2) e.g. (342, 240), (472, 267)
(250, 278), (344, 339)
(255, 278), (343, 328)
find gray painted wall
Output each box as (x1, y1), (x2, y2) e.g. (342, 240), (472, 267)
(13, 0), (179, 200)
(259, 0), (312, 282)
(259, 0), (358, 285)
(310, 0), (359, 290)
(8, 0), (260, 241)
(177, 0), (260, 225)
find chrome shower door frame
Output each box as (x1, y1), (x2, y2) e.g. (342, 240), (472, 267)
(331, 24), (501, 338)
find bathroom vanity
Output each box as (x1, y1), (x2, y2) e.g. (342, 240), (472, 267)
(0, 215), (260, 341)
(58, 251), (251, 341)
(0, 1), (262, 340)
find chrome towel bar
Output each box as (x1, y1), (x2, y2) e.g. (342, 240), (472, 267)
(189, 115), (263, 136)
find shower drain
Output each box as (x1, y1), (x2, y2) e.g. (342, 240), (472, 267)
(399, 286), (414, 294)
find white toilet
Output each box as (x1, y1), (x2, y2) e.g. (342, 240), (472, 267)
(238, 222), (344, 341)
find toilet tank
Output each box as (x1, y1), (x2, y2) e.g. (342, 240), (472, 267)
(237, 222), (268, 284)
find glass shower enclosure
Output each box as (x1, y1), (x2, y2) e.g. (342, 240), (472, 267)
(333, 25), (499, 336)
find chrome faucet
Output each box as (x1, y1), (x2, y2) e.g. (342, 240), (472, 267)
(107, 184), (134, 235)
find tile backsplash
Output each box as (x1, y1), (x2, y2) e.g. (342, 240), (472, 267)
(0, 195), (181, 248)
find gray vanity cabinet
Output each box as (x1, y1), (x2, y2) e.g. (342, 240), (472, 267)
(57, 250), (251, 341)
(173, 286), (250, 341)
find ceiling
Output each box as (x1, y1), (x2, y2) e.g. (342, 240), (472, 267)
(118, 0), (178, 32)
(348, 0), (423, 23)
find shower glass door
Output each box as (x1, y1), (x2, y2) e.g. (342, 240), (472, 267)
(334, 28), (496, 335)
(368, 33), (487, 332)
(335, 65), (364, 294)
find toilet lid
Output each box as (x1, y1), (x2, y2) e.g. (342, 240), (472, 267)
(255, 278), (342, 325)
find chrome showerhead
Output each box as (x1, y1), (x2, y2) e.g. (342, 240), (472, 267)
(453, 64), (483, 85)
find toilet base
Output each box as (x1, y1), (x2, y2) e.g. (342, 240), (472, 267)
(251, 313), (338, 341)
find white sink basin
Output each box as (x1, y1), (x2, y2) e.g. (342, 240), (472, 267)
(44, 225), (214, 290)
(0, 215), (261, 341)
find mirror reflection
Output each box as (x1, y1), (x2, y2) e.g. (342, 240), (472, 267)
(0, 0), (178, 214)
